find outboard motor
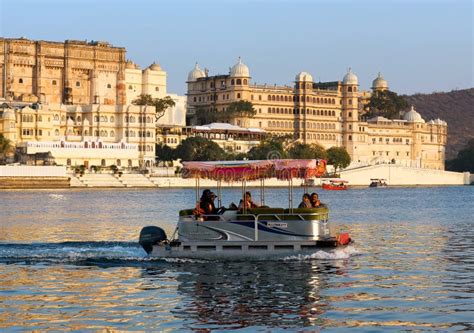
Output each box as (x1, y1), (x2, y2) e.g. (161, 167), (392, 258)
(139, 226), (167, 254)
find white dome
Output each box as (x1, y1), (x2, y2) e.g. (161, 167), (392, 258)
(403, 106), (425, 123)
(2, 109), (15, 119)
(187, 63), (206, 82)
(372, 72), (388, 90)
(230, 57), (250, 77)
(343, 68), (358, 85)
(148, 62), (162, 71)
(295, 71), (313, 82)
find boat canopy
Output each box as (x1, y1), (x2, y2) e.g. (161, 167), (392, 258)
(182, 159), (327, 181)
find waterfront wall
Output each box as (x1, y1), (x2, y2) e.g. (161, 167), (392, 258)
(0, 166), (67, 177)
(340, 164), (469, 186)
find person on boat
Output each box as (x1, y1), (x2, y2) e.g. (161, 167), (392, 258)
(310, 192), (321, 207)
(298, 193), (312, 208)
(238, 191), (260, 210)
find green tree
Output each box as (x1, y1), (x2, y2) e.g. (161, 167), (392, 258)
(132, 94), (176, 121)
(326, 146), (351, 173)
(366, 90), (409, 119)
(287, 143), (328, 160)
(156, 143), (176, 166)
(446, 139), (474, 172)
(247, 137), (287, 160)
(174, 136), (227, 161)
(0, 134), (13, 164)
(196, 107), (219, 125)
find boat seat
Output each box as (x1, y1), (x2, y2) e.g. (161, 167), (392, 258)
(179, 209), (195, 216)
(283, 206), (329, 220)
(236, 207), (284, 221)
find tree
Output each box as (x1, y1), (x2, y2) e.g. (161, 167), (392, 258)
(0, 134), (13, 164)
(196, 107), (219, 125)
(326, 146), (351, 173)
(174, 136), (227, 161)
(365, 90), (409, 119)
(247, 137), (287, 160)
(287, 143), (328, 160)
(156, 143), (175, 166)
(132, 94), (176, 122)
(446, 139), (474, 172)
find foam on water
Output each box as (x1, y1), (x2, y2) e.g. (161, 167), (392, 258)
(282, 245), (360, 261)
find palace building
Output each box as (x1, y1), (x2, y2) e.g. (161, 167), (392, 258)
(186, 59), (447, 169)
(0, 37), (184, 168)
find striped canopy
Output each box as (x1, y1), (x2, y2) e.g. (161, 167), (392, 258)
(181, 159), (326, 181)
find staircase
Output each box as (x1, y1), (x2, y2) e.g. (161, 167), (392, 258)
(75, 173), (124, 187)
(118, 174), (156, 187)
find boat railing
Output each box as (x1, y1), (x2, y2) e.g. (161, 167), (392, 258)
(181, 212), (328, 241)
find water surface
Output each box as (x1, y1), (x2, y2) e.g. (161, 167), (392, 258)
(1, 186), (473, 331)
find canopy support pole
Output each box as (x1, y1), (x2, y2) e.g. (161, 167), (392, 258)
(288, 178), (294, 213)
(260, 178), (265, 206)
(195, 177), (199, 207)
(217, 179), (222, 208)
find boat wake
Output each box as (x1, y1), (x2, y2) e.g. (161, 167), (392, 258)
(0, 242), (359, 266)
(282, 245), (360, 261)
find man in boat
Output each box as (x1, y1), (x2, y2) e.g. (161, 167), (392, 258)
(310, 193), (321, 207)
(238, 191), (260, 210)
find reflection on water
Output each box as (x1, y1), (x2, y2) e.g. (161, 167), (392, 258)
(0, 187), (473, 331)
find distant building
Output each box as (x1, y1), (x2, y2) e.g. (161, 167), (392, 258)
(186, 59), (447, 169)
(0, 37), (186, 168)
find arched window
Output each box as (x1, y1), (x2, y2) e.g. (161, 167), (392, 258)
(67, 159), (71, 166)
(231, 79), (235, 85)
(54, 114), (59, 121)
(128, 85), (133, 90)
(276, 95), (280, 101)
(19, 78), (23, 84)
(52, 80), (57, 85)
(146, 116), (151, 123)
(54, 129), (59, 136)
(76, 116), (81, 122)
(101, 159), (106, 167)
(348, 87), (353, 92)
(110, 116), (114, 122)
(243, 79), (247, 85)
(272, 95), (276, 101)
(110, 130), (115, 137)
(94, 130), (99, 136)
(237, 93), (241, 99)
(236, 79), (242, 85)
(146, 131), (151, 137)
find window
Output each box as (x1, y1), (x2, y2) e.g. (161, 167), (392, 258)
(155, 87), (159, 91)
(128, 85), (133, 90)
(236, 79), (242, 85)
(243, 79), (247, 85)
(76, 81), (81, 87)
(19, 78), (23, 84)
(237, 93), (241, 99)
(231, 79), (235, 85)
(107, 84), (112, 89)
(52, 80), (57, 85)
(348, 135), (352, 141)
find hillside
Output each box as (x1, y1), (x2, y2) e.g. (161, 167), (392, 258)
(404, 88), (474, 159)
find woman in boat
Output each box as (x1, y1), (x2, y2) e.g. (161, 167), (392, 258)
(310, 192), (321, 207)
(298, 193), (312, 208)
(238, 191), (260, 210)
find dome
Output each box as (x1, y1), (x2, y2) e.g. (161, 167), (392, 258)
(2, 108), (15, 119)
(295, 71), (313, 82)
(403, 106), (425, 123)
(342, 68), (358, 85)
(148, 62), (161, 71)
(125, 60), (135, 69)
(372, 72), (388, 90)
(230, 57), (250, 77)
(187, 63), (206, 82)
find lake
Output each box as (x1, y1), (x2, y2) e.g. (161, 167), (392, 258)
(1, 186), (473, 331)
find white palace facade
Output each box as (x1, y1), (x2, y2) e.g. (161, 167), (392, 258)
(0, 37), (185, 168)
(186, 59), (447, 169)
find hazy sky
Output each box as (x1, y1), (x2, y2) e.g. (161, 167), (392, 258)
(1, 0), (472, 95)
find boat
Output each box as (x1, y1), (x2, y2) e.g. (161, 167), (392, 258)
(139, 159), (352, 259)
(322, 179), (348, 191)
(369, 178), (388, 188)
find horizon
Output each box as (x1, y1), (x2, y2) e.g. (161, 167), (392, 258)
(0, 0), (472, 96)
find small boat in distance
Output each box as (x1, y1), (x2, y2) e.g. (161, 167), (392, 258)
(138, 159), (352, 259)
(322, 179), (349, 191)
(369, 178), (388, 188)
